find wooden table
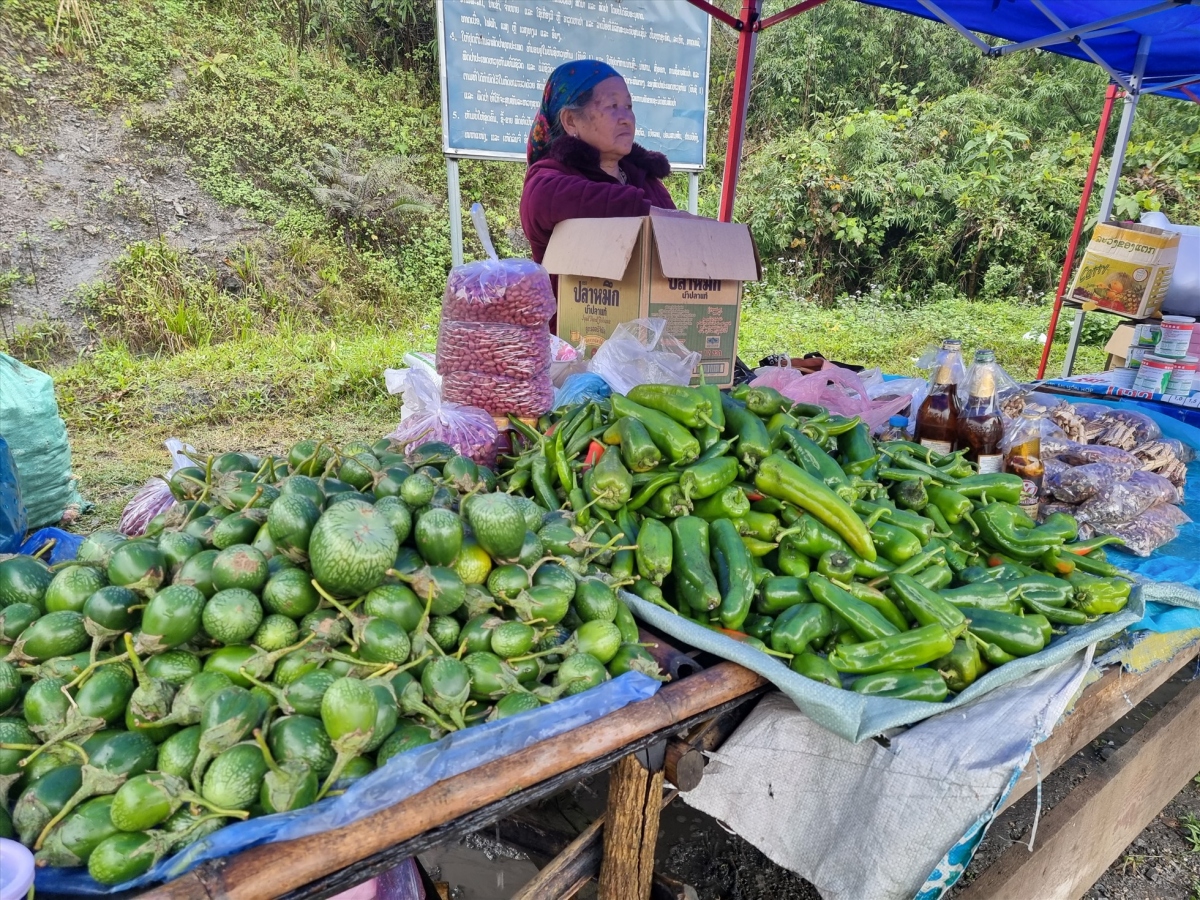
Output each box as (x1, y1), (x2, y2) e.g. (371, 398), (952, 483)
(135, 637), (1198, 900)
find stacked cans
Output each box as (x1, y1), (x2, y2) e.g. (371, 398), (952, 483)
(1128, 318), (1197, 395)
(437, 258), (556, 417)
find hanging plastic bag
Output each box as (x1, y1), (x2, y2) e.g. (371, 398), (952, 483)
(0, 435), (27, 553)
(589, 317), (700, 395)
(385, 366), (499, 466)
(118, 439), (199, 536)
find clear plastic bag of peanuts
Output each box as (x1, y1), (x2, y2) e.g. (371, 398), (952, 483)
(436, 320), (551, 379)
(385, 367), (499, 466)
(442, 203), (556, 326)
(441, 369), (555, 418)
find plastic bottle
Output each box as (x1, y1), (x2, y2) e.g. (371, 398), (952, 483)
(1004, 408), (1045, 518)
(881, 416), (909, 441)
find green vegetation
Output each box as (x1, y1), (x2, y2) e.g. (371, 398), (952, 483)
(0, 0), (1190, 527)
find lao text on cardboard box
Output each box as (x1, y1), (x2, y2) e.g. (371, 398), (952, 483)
(1070, 221), (1180, 319)
(541, 215), (761, 388)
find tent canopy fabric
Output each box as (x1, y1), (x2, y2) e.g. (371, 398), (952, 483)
(857, 0), (1200, 100)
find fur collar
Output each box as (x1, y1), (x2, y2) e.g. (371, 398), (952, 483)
(547, 134), (671, 180)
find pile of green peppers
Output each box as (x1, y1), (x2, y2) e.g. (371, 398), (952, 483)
(507, 383), (1134, 703)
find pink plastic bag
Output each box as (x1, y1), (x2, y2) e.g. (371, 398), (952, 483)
(749, 363), (912, 432)
(118, 438), (198, 536)
(385, 368), (499, 466)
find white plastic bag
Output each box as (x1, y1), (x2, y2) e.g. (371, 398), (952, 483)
(118, 438), (198, 536)
(589, 318), (700, 395)
(384, 367), (499, 466)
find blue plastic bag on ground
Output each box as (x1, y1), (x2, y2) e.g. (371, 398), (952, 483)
(19, 527), (85, 565)
(0, 435), (26, 553)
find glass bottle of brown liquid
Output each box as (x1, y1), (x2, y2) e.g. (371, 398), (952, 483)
(1005, 408), (1045, 518)
(958, 349), (1005, 473)
(915, 339), (965, 455)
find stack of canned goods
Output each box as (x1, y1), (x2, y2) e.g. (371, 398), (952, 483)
(1129, 316), (1198, 395)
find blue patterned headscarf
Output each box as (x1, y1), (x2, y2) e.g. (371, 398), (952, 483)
(527, 60), (621, 166)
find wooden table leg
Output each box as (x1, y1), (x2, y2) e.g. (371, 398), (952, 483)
(598, 752), (667, 900)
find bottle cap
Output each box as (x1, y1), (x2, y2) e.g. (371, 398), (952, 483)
(889, 416), (908, 427)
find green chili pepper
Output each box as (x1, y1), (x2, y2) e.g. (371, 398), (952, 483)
(756, 575), (813, 615)
(885, 545), (945, 579)
(925, 486), (975, 526)
(1021, 593), (1089, 625)
(782, 428), (848, 489)
(963, 608), (1046, 657)
(646, 484), (691, 518)
(769, 603), (834, 656)
(742, 613), (774, 643)
(609, 395), (700, 465)
(789, 651), (841, 687)
(634, 518), (672, 586)
(741, 536), (778, 558)
(696, 438), (736, 464)
(850, 668), (949, 701)
(879, 439), (947, 464)
(808, 573), (900, 641)
(954, 473), (1024, 505)
(739, 385), (792, 417)
(711, 518), (757, 631)
(837, 423), (878, 481)
(892, 478), (929, 512)
(1030, 513), (1079, 545)
(767, 411), (801, 440)
(590, 447), (634, 511)
(692, 486), (750, 522)
(569, 487), (591, 527)
(939, 583), (1020, 614)
(610, 417), (663, 473)
(934, 638), (983, 693)
(553, 426), (572, 491)
(508, 414), (544, 447)
(913, 564), (953, 590)
(889, 452), (962, 485)
(530, 455), (559, 512)
(627, 471), (682, 512)
(935, 450), (975, 479)
(1064, 570), (1131, 616)
(815, 549), (856, 582)
(720, 395), (773, 469)
(627, 578), (676, 613)
(732, 510), (785, 543)
(1063, 535), (1125, 555)
(977, 639), (1016, 666)
(889, 573), (968, 639)
(627, 384), (720, 430)
(1069, 551), (1122, 578)
(695, 384), (726, 451)
(679, 457), (739, 502)
(843, 581), (909, 632)
(670, 517), (720, 613)
(828, 624), (955, 674)
(777, 536), (811, 578)
(870, 520), (922, 564)
(566, 425), (609, 460)
(853, 500), (935, 545)
(755, 455), (876, 561)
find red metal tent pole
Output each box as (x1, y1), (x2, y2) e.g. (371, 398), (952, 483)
(1036, 82), (1120, 380)
(718, 0), (762, 222)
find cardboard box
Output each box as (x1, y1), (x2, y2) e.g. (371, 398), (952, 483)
(541, 215), (761, 388)
(1104, 323), (1137, 369)
(1070, 222), (1180, 318)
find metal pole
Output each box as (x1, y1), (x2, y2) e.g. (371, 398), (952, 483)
(1095, 35), (1151, 223)
(1061, 34), (1151, 379)
(446, 157), (463, 267)
(1036, 83), (1118, 380)
(688, 172), (699, 215)
(717, 0), (762, 222)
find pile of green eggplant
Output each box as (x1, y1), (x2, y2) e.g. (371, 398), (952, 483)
(0, 438), (665, 885)
(501, 382), (1133, 702)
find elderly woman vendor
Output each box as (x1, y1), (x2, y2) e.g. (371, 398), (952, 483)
(520, 60), (676, 264)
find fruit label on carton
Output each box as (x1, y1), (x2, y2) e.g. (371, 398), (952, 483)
(1070, 222), (1180, 318)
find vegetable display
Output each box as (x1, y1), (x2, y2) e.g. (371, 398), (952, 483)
(498, 382), (1132, 710)
(0, 439), (666, 885)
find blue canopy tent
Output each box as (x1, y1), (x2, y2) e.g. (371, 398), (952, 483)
(685, 0), (1200, 373)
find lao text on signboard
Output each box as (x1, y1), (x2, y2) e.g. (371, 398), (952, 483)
(437, 0), (710, 170)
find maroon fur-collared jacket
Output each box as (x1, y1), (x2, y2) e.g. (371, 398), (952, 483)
(520, 134), (675, 264)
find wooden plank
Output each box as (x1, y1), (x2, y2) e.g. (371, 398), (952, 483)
(598, 754), (665, 900)
(960, 672), (1200, 900)
(145, 662), (767, 900)
(999, 643), (1198, 813)
(510, 816), (606, 900)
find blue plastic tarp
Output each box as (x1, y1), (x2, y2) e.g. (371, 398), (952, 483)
(858, 1), (1200, 100)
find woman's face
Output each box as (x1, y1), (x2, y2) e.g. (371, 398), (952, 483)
(562, 76), (635, 161)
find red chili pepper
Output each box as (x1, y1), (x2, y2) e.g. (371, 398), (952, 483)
(717, 627), (751, 640)
(545, 423), (558, 437)
(744, 491), (764, 502)
(582, 440), (606, 471)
